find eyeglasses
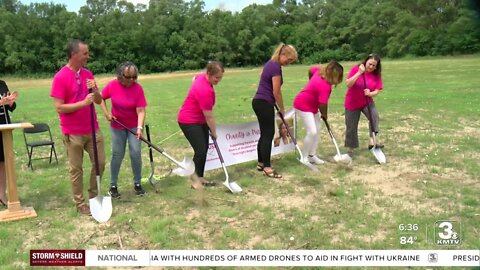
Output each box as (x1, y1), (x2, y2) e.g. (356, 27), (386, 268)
(122, 74), (137, 80)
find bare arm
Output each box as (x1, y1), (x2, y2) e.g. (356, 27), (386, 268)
(346, 64), (365, 88)
(203, 110), (216, 139)
(272, 75), (285, 115)
(53, 95), (94, 114)
(365, 89), (381, 97)
(136, 107), (146, 138)
(99, 99), (112, 121)
(319, 103), (328, 120)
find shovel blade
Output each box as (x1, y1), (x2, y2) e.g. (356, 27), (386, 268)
(223, 180), (242, 193)
(172, 156), (195, 176)
(334, 154), (352, 165)
(89, 195), (112, 223)
(299, 158), (319, 171)
(370, 148), (386, 164)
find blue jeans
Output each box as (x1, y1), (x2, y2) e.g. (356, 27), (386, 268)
(110, 127), (142, 187)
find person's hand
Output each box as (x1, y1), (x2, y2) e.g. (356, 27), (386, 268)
(210, 131), (217, 140)
(104, 113), (114, 121)
(4, 91), (18, 106)
(83, 93), (95, 105)
(321, 114), (327, 121)
(358, 64), (365, 74)
(136, 127), (143, 139)
(86, 79), (97, 91)
(364, 89), (371, 96)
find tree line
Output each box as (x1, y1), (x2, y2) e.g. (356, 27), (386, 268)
(0, 0), (479, 75)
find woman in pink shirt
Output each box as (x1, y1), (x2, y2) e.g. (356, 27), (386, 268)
(178, 61), (224, 190)
(344, 54), (384, 153)
(100, 62), (147, 198)
(293, 61), (344, 164)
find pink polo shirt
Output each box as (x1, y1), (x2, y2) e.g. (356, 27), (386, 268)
(177, 73), (215, 124)
(50, 66), (99, 135)
(101, 80), (147, 130)
(293, 72), (332, 113)
(344, 65), (383, 111)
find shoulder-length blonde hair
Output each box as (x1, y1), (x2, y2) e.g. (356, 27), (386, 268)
(271, 43), (298, 63)
(319, 60), (343, 87)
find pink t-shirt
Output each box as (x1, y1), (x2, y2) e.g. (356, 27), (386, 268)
(50, 66), (99, 135)
(344, 65), (383, 111)
(293, 72), (332, 113)
(177, 73), (215, 124)
(102, 80), (147, 130)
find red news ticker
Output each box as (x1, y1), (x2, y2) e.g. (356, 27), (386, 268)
(30, 250), (85, 266)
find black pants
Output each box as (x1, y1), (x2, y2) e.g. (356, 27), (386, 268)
(179, 123), (209, 177)
(252, 99), (275, 168)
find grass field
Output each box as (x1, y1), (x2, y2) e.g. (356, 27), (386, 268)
(1, 55), (479, 269)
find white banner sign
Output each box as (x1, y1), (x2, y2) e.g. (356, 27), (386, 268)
(205, 109), (296, 171)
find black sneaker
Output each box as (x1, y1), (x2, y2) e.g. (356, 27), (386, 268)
(109, 186), (121, 199)
(134, 184), (145, 196)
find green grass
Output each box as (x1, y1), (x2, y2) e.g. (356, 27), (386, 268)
(0, 55), (479, 267)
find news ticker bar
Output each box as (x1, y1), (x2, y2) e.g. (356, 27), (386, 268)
(30, 250), (480, 267)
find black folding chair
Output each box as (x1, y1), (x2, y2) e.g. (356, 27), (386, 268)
(23, 123), (58, 170)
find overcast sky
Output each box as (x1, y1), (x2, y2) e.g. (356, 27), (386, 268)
(18, 0), (272, 12)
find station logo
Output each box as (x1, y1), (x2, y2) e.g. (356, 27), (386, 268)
(434, 220), (462, 246)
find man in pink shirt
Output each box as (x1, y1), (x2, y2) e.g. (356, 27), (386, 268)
(294, 61), (344, 164)
(50, 39), (106, 216)
(178, 61), (224, 190)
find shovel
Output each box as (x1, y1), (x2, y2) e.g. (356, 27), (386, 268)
(321, 116), (352, 165)
(275, 105), (319, 171)
(210, 134), (242, 193)
(145, 124), (163, 192)
(363, 74), (386, 164)
(112, 119), (195, 177)
(88, 95), (112, 223)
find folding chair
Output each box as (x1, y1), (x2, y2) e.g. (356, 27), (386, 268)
(23, 123), (58, 170)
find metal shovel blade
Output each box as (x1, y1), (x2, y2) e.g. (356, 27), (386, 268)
(295, 145), (319, 172)
(89, 177), (112, 223)
(223, 180), (242, 193)
(371, 147), (386, 164)
(334, 153), (352, 165)
(299, 158), (319, 171)
(172, 156), (195, 176)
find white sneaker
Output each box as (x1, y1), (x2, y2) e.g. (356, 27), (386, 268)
(307, 155), (325, 165)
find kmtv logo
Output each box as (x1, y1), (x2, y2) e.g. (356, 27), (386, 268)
(434, 221), (462, 246)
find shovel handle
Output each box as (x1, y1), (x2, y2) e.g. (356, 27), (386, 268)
(145, 124), (154, 162)
(113, 118), (165, 153)
(89, 89), (100, 177)
(362, 74), (375, 133)
(320, 116), (335, 140)
(113, 119), (190, 170)
(210, 134), (225, 164)
(274, 104), (297, 145)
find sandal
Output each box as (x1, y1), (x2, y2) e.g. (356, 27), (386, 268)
(256, 164), (264, 171)
(190, 175), (204, 190)
(200, 178), (216, 187)
(263, 168), (282, 179)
